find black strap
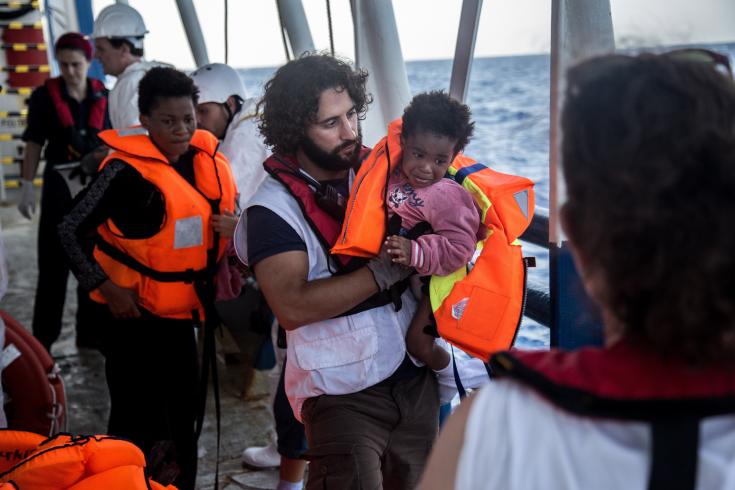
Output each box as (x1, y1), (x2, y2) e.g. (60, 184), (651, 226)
(451, 345), (467, 399)
(95, 238), (207, 283)
(193, 279), (222, 490)
(648, 417), (700, 490)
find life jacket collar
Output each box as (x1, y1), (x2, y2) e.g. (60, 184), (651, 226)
(491, 339), (735, 419)
(98, 127), (219, 164)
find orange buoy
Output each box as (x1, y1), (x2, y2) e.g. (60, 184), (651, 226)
(0, 310), (66, 436)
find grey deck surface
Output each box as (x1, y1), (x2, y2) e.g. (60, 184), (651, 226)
(0, 195), (283, 489)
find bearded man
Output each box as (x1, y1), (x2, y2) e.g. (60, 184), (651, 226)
(235, 54), (439, 490)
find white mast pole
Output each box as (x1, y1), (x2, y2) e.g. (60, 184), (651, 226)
(175, 0), (210, 67)
(276, 0), (315, 58)
(549, 0), (615, 348)
(449, 0), (483, 104)
(549, 0), (614, 245)
(351, 0), (412, 147)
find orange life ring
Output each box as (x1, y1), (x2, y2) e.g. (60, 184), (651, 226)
(0, 311), (66, 436)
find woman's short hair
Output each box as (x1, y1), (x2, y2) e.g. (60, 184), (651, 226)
(401, 91), (474, 154)
(258, 53), (371, 155)
(55, 32), (93, 61)
(138, 66), (198, 116)
(561, 52), (735, 363)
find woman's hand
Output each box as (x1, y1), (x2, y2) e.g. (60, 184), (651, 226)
(98, 280), (141, 319)
(385, 235), (412, 266)
(212, 211), (238, 238)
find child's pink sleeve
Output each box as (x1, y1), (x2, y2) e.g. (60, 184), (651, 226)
(410, 182), (480, 276)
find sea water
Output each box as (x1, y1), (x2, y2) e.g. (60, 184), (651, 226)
(236, 42), (735, 349)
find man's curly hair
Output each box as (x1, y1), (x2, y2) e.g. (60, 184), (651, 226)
(402, 91), (474, 154)
(258, 53), (371, 155)
(562, 53), (735, 364)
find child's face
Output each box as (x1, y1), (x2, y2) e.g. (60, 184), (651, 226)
(400, 131), (458, 188)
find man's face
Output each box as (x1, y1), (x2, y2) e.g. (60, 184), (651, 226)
(94, 37), (127, 76)
(196, 102), (228, 139)
(301, 87), (361, 172)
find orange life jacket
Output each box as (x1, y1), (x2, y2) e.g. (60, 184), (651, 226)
(0, 432), (177, 489)
(0, 430), (45, 474)
(333, 119), (535, 361)
(91, 127), (237, 320)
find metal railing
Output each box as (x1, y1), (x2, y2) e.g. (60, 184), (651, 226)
(520, 207), (550, 328)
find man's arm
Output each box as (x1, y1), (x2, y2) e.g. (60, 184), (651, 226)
(254, 250), (378, 330)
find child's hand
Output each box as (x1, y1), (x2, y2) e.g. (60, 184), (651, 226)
(385, 235), (412, 266)
(212, 211), (238, 238)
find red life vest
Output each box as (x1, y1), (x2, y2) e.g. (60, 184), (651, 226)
(261, 151), (409, 314)
(490, 340), (735, 490)
(262, 151), (370, 270)
(45, 77), (106, 131)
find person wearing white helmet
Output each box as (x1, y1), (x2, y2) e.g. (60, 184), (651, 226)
(190, 63), (268, 209)
(191, 63), (287, 474)
(92, 3), (169, 129)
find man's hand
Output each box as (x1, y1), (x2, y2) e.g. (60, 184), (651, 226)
(367, 243), (413, 291)
(98, 280), (141, 319)
(17, 179), (36, 219)
(212, 211), (237, 238)
(385, 235), (412, 266)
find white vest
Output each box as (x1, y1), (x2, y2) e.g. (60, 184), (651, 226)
(456, 380), (735, 489)
(241, 175), (417, 420)
(218, 99), (269, 209)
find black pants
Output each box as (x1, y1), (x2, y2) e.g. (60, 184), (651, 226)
(32, 168), (96, 351)
(274, 354), (307, 459)
(101, 308), (199, 490)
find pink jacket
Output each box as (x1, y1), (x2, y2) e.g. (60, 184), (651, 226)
(387, 170), (481, 276)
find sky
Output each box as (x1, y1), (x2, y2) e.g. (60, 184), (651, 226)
(90, 0), (735, 70)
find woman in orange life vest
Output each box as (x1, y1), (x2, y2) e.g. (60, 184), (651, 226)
(419, 52), (735, 490)
(58, 67), (237, 490)
(17, 32), (109, 352)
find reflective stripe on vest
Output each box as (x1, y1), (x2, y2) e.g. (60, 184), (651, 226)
(90, 128), (237, 320)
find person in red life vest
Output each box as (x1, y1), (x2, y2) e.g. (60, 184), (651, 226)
(17, 32), (109, 352)
(58, 66), (237, 490)
(234, 54), (437, 490)
(381, 92), (485, 399)
(419, 51), (735, 490)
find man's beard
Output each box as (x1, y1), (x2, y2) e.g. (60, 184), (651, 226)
(301, 133), (362, 172)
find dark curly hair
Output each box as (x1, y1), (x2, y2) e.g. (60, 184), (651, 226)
(402, 91), (474, 154)
(258, 53), (371, 155)
(562, 52), (735, 364)
(138, 66), (198, 116)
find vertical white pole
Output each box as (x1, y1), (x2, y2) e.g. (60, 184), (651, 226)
(276, 0), (315, 58)
(175, 0), (210, 67)
(549, 0), (614, 244)
(351, 0), (412, 147)
(448, 0), (483, 104)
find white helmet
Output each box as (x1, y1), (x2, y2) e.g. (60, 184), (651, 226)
(92, 4), (148, 49)
(191, 63), (248, 104)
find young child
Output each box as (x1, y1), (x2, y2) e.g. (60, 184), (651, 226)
(384, 91), (483, 392)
